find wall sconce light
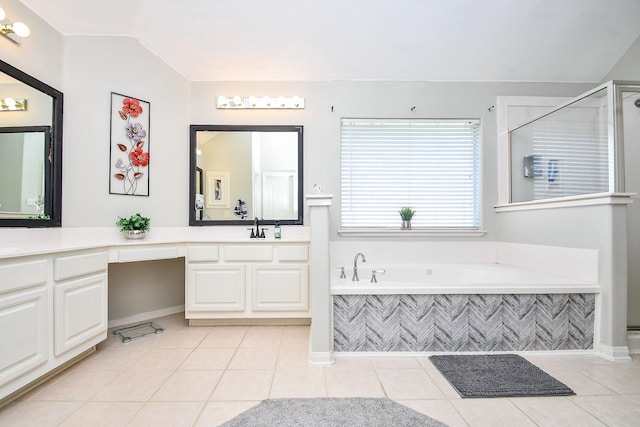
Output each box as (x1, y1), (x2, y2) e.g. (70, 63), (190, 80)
(0, 97), (27, 111)
(216, 95), (304, 109)
(0, 6), (31, 44)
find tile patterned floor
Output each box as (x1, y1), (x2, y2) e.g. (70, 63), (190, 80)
(1, 312), (640, 426)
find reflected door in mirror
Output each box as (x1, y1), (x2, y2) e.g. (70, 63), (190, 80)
(0, 126), (50, 217)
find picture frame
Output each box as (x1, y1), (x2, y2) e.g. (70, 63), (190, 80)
(109, 92), (150, 196)
(205, 171), (230, 208)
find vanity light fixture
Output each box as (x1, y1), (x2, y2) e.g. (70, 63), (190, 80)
(216, 95), (304, 109)
(0, 6), (31, 44)
(0, 97), (27, 111)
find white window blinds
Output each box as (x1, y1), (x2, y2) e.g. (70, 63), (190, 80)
(530, 122), (609, 200)
(340, 119), (481, 229)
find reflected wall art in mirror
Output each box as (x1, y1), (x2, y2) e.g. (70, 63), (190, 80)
(189, 125), (303, 226)
(0, 59), (63, 227)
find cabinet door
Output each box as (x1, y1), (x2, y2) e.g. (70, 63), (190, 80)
(53, 273), (107, 357)
(250, 264), (309, 312)
(0, 286), (48, 387)
(187, 264), (246, 312)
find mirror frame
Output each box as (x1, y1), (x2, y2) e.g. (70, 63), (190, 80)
(0, 59), (63, 227)
(189, 124), (304, 226)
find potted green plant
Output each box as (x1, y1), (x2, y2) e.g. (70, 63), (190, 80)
(399, 207), (415, 229)
(116, 213), (150, 239)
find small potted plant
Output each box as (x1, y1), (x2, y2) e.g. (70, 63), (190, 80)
(399, 207), (415, 229)
(116, 213), (150, 239)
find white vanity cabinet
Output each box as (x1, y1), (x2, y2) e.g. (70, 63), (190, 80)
(187, 263), (246, 312)
(53, 251), (109, 357)
(0, 258), (49, 391)
(0, 249), (108, 404)
(186, 243), (310, 323)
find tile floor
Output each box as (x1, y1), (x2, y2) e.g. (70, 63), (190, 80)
(1, 312), (640, 426)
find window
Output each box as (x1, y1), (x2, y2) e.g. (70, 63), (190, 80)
(340, 118), (481, 229)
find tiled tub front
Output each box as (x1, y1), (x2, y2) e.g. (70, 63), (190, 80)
(333, 294), (595, 352)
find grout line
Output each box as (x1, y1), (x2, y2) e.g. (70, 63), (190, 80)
(5, 314), (640, 426)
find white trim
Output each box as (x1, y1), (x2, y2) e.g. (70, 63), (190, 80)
(495, 192), (634, 213)
(337, 228), (487, 237)
(627, 331), (640, 355)
(108, 304), (185, 329)
(305, 194), (334, 206)
(334, 350), (599, 358)
(597, 343), (631, 361)
(331, 283), (600, 296)
(308, 351), (334, 366)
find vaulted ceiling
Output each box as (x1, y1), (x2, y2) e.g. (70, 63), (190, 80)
(19, 0), (640, 82)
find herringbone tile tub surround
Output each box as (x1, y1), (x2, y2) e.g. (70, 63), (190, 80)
(333, 293), (595, 352)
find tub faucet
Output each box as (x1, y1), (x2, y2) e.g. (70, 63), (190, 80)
(352, 252), (367, 281)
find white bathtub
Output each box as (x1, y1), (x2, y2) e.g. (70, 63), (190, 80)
(330, 263), (600, 295)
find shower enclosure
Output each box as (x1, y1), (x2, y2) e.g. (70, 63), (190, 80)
(509, 81), (640, 203)
(509, 80), (640, 331)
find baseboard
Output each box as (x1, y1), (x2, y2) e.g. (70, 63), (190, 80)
(628, 331), (640, 355)
(309, 351), (334, 366)
(598, 342), (632, 361)
(189, 318), (311, 326)
(334, 349), (598, 358)
(108, 305), (185, 329)
(0, 347), (95, 409)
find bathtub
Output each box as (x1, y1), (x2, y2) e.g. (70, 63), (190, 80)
(330, 263), (599, 295)
(331, 263), (600, 352)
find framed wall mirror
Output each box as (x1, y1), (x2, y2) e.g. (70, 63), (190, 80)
(189, 125), (303, 226)
(0, 59), (63, 227)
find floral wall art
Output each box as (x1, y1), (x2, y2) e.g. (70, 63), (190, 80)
(109, 92), (150, 196)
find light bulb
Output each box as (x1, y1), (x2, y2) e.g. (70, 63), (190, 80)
(12, 22), (30, 38)
(232, 96), (242, 106)
(0, 7), (6, 21)
(4, 98), (16, 109)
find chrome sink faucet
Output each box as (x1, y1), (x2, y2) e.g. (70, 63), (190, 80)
(352, 252), (366, 281)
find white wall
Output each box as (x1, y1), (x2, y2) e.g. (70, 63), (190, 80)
(108, 258), (185, 325)
(623, 91), (640, 327)
(0, 0), (64, 89)
(496, 204), (629, 354)
(61, 36), (190, 226)
(603, 35), (640, 81)
(7, 0), (634, 331)
(190, 81), (594, 238)
(604, 34), (640, 328)
(604, 41), (640, 329)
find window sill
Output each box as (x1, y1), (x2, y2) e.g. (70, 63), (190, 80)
(337, 228), (487, 237)
(494, 192), (635, 213)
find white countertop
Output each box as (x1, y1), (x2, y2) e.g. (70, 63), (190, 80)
(0, 226), (311, 259)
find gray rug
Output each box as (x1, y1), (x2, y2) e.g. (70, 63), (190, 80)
(219, 398), (448, 427)
(429, 354), (575, 398)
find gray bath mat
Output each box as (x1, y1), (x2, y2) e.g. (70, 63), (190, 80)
(429, 354), (574, 398)
(219, 398), (448, 427)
